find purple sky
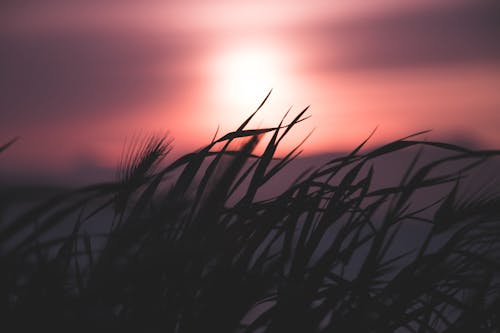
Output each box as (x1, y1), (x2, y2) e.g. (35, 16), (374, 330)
(1, 0), (500, 175)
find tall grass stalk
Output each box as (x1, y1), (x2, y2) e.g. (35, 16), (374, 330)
(1, 102), (500, 332)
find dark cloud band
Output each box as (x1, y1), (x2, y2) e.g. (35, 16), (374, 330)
(312, 1), (500, 70)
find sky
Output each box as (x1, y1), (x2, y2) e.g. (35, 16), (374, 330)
(1, 0), (500, 176)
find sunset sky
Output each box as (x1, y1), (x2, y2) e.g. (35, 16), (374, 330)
(1, 0), (500, 176)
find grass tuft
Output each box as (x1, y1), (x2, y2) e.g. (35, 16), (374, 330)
(1, 105), (500, 332)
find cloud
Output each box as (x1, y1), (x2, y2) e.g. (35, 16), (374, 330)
(309, 1), (500, 70)
(0, 27), (197, 124)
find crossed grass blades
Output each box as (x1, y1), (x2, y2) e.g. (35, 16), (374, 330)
(1, 95), (500, 332)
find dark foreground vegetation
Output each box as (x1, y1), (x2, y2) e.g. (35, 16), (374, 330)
(2, 101), (500, 332)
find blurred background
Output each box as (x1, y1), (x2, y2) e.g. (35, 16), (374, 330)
(1, 0), (500, 184)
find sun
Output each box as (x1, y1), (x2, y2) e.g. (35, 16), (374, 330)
(204, 43), (307, 134)
(211, 45), (283, 111)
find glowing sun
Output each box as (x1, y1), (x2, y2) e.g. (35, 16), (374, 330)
(212, 45), (284, 110)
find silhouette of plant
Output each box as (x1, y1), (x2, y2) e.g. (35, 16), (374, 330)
(1, 96), (500, 332)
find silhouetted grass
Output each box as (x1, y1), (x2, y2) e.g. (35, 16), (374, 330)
(1, 99), (500, 332)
